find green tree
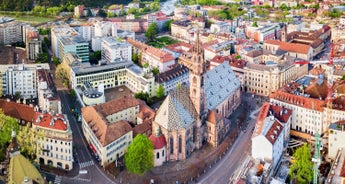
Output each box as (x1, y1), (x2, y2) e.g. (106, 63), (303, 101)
(151, 67), (159, 75)
(0, 110), (19, 148)
(163, 19), (174, 31)
(145, 23), (158, 43)
(289, 144), (313, 183)
(127, 7), (136, 14)
(156, 84), (165, 99)
(98, 9), (107, 18)
(70, 89), (76, 98)
(252, 21), (258, 27)
(125, 134), (154, 175)
(53, 58), (60, 65)
(17, 123), (44, 160)
(55, 64), (70, 88)
(133, 52), (139, 64)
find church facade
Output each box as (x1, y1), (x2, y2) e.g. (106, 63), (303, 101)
(152, 32), (241, 162)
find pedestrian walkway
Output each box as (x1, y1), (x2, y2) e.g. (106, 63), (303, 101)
(79, 160), (94, 169)
(54, 176), (62, 184)
(76, 177), (91, 182)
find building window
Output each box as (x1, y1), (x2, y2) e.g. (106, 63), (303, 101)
(156, 152), (159, 159)
(170, 137), (174, 154)
(178, 136), (182, 153)
(162, 150), (164, 157)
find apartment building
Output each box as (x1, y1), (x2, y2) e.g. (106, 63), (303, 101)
(252, 102), (292, 170)
(155, 64), (189, 95)
(94, 21), (117, 37)
(0, 17), (22, 45)
(81, 96), (155, 166)
(26, 31), (42, 60)
(73, 23), (95, 42)
(0, 63), (49, 99)
(210, 22), (233, 34)
(163, 42), (193, 59)
(101, 37), (132, 62)
(204, 40), (236, 61)
(69, 60), (156, 96)
(51, 26), (80, 58)
(171, 20), (194, 41)
(246, 24), (281, 42)
(244, 60), (308, 96)
(37, 69), (61, 114)
(141, 47), (175, 73)
(107, 18), (148, 32)
(33, 112), (73, 170)
(58, 36), (89, 62)
(328, 121), (345, 159)
(264, 40), (313, 61)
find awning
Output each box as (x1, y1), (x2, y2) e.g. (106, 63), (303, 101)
(89, 143), (97, 154)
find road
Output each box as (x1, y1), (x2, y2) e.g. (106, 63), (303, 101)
(54, 90), (117, 184)
(198, 93), (265, 184)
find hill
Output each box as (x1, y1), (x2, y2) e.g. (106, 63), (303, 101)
(0, 0), (133, 11)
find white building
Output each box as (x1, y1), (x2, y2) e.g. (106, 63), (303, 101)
(142, 47), (175, 73)
(0, 17), (22, 45)
(155, 64), (189, 95)
(26, 31), (42, 60)
(33, 112), (73, 170)
(94, 21), (117, 37)
(58, 36), (89, 62)
(149, 126), (167, 167)
(37, 69), (62, 114)
(101, 37), (132, 62)
(73, 24), (95, 42)
(252, 102), (292, 170)
(51, 26), (80, 59)
(204, 40), (236, 61)
(328, 121), (345, 160)
(0, 63), (49, 99)
(81, 96), (155, 166)
(210, 22), (233, 34)
(69, 60), (156, 96)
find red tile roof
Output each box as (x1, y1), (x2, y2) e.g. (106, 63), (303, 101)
(270, 91), (326, 112)
(165, 42), (193, 53)
(94, 96), (142, 117)
(144, 47), (174, 63)
(264, 40), (311, 54)
(149, 133), (167, 149)
(0, 99), (34, 123)
(33, 112), (67, 131)
(265, 120), (284, 144)
(253, 102), (270, 137)
(126, 38), (148, 50)
(28, 31), (38, 39)
(211, 55), (247, 69)
(269, 104), (292, 123)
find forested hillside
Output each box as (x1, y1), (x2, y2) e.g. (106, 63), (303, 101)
(0, 0), (133, 11)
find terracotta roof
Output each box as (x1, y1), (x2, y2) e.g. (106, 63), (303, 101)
(246, 50), (263, 58)
(304, 78), (328, 100)
(210, 55), (247, 69)
(206, 110), (223, 124)
(332, 96), (345, 111)
(126, 38), (148, 50)
(269, 90), (326, 112)
(253, 102), (270, 137)
(264, 40), (311, 54)
(144, 47), (174, 63)
(94, 96), (142, 117)
(82, 104), (133, 146)
(0, 99), (34, 122)
(165, 42), (193, 53)
(28, 31), (38, 39)
(269, 104), (292, 123)
(265, 121), (284, 144)
(310, 65), (325, 75)
(33, 112), (68, 131)
(149, 133), (167, 149)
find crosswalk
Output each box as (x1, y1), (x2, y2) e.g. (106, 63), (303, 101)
(79, 160), (94, 169)
(54, 176), (62, 184)
(76, 177), (91, 182)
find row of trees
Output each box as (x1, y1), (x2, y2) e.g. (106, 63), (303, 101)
(207, 4), (246, 20)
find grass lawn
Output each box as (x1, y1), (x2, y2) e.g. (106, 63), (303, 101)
(0, 14), (55, 24)
(148, 36), (179, 48)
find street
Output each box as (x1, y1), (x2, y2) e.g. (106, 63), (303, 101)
(198, 109), (259, 184)
(54, 90), (117, 184)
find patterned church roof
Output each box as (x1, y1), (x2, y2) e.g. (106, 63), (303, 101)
(205, 61), (240, 110)
(154, 86), (198, 131)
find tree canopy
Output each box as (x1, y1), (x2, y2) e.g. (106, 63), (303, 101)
(156, 84), (165, 99)
(145, 23), (158, 43)
(289, 144), (313, 183)
(125, 134), (154, 175)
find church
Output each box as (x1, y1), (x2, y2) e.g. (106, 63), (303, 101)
(151, 32), (241, 164)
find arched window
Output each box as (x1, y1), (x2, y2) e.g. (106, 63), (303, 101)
(193, 76), (197, 84)
(156, 152), (159, 159)
(162, 150), (164, 157)
(178, 135), (182, 153)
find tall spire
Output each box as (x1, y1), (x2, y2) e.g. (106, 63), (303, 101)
(190, 27), (205, 75)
